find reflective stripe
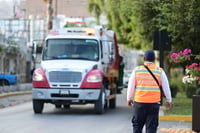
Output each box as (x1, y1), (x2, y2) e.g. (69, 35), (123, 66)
(136, 86), (160, 91)
(135, 69), (162, 75)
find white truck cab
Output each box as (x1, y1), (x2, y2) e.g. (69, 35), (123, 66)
(32, 27), (120, 114)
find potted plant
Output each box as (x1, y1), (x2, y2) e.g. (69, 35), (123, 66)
(170, 48), (200, 98)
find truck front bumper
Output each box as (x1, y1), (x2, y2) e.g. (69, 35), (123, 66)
(32, 88), (100, 101)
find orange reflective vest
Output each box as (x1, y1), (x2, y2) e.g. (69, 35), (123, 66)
(134, 64), (162, 103)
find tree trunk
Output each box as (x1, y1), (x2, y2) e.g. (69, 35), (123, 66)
(46, 0), (53, 31)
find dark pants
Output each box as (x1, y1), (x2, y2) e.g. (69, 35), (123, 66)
(131, 102), (160, 133)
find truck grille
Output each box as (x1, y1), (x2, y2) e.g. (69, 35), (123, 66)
(49, 71), (82, 83)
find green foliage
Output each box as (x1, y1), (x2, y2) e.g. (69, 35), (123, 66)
(185, 83), (200, 98)
(64, 23), (78, 27)
(88, 0), (200, 53)
(0, 45), (3, 52)
(88, 0), (105, 24)
(64, 23), (87, 28)
(169, 82), (178, 98)
(164, 92), (192, 115)
(159, 0), (200, 54)
(6, 37), (17, 45)
(5, 45), (19, 55)
(170, 68), (185, 92)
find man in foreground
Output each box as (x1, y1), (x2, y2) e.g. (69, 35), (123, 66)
(127, 50), (172, 133)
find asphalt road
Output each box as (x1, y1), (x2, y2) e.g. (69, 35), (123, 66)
(0, 89), (192, 133)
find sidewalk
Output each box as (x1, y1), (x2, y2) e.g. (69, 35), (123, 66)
(0, 83), (32, 108)
(158, 106), (192, 132)
(158, 120), (192, 133)
(0, 83), (32, 94)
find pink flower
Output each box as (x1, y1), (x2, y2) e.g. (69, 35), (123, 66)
(170, 48), (192, 64)
(196, 67), (200, 71)
(183, 48), (192, 56)
(170, 53), (179, 60)
(178, 51), (183, 56)
(170, 48), (199, 85)
(186, 63), (198, 69)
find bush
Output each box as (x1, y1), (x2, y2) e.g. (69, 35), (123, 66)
(196, 88), (200, 95)
(164, 92), (192, 115)
(170, 82), (178, 98)
(185, 84), (197, 98)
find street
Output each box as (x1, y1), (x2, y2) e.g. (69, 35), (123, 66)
(0, 89), (192, 133)
(0, 89), (133, 133)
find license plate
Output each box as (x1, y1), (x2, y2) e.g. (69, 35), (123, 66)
(60, 89), (70, 95)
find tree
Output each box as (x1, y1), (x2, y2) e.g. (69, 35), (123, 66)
(88, 0), (200, 54)
(88, 0), (156, 50)
(88, 0), (105, 25)
(43, 0), (53, 31)
(159, 0), (200, 55)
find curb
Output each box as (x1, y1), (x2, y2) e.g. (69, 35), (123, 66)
(0, 91), (32, 98)
(159, 116), (192, 122)
(159, 106), (192, 122)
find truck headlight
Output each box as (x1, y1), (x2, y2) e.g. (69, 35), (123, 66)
(87, 74), (102, 82)
(33, 73), (44, 81)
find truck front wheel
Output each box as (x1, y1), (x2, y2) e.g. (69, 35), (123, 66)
(94, 87), (105, 114)
(0, 79), (9, 86)
(33, 100), (44, 114)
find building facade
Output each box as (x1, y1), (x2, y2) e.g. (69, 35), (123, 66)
(0, 0), (94, 83)
(21, 0), (92, 19)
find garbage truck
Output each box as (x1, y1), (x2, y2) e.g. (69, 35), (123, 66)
(31, 26), (121, 114)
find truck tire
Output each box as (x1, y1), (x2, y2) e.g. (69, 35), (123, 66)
(95, 86), (105, 114)
(55, 104), (62, 108)
(109, 88), (117, 109)
(0, 79), (9, 86)
(33, 100), (44, 114)
(109, 97), (116, 109)
(64, 104), (70, 109)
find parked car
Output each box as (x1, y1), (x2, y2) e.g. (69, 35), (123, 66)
(123, 70), (132, 88)
(0, 73), (17, 86)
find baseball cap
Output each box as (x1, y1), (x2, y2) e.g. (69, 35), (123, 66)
(144, 50), (155, 61)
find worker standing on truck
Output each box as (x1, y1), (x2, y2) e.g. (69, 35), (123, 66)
(117, 56), (124, 93)
(127, 50), (172, 133)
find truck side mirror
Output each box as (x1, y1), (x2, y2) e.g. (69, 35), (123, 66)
(108, 42), (115, 61)
(36, 46), (43, 54)
(109, 54), (114, 61)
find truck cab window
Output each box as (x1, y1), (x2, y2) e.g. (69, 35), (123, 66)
(43, 39), (99, 61)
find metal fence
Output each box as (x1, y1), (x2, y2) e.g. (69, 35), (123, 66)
(0, 19), (46, 82)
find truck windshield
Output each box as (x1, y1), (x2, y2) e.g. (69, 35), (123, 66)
(42, 39), (99, 61)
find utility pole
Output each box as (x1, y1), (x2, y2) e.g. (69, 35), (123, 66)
(44, 0), (53, 31)
(159, 31), (164, 68)
(153, 0), (171, 69)
(159, 0), (164, 68)
(55, 0), (58, 17)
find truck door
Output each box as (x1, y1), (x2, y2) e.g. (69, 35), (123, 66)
(101, 40), (114, 74)
(32, 40), (44, 69)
